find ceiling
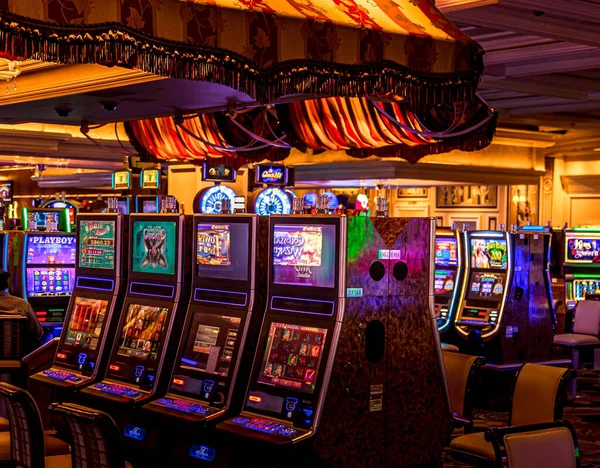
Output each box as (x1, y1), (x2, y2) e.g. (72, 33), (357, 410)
(438, 0), (600, 158)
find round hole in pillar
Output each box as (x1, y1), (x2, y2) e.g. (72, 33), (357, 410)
(369, 261), (386, 282)
(365, 320), (385, 364)
(393, 261), (408, 281)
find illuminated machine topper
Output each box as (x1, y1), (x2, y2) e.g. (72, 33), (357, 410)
(566, 236), (600, 264)
(112, 170), (131, 190)
(470, 238), (508, 269)
(131, 221), (176, 275)
(254, 188), (291, 216)
(27, 235), (76, 265)
(0, 181), (13, 202)
(322, 192), (340, 211)
(141, 169), (161, 189)
(197, 224), (231, 266)
(255, 164), (288, 186)
(198, 185), (237, 214)
(202, 162), (236, 182)
(302, 192), (317, 209)
(79, 220), (116, 270)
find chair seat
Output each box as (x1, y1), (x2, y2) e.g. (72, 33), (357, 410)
(442, 343), (459, 352)
(46, 453), (72, 468)
(44, 433), (71, 457)
(0, 417), (8, 431)
(0, 431), (9, 461)
(554, 333), (600, 347)
(450, 432), (496, 463)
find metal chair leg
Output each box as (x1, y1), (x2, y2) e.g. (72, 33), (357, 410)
(569, 349), (579, 398)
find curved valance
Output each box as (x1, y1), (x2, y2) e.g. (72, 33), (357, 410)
(0, 0), (484, 109)
(126, 96), (497, 168)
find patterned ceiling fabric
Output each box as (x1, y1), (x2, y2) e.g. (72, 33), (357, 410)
(0, 0), (484, 109)
(126, 95), (497, 166)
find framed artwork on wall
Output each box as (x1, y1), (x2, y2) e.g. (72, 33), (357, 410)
(436, 185), (498, 209)
(509, 184), (539, 227)
(397, 187), (429, 198)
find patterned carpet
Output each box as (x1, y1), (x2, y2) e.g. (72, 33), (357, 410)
(442, 369), (600, 467)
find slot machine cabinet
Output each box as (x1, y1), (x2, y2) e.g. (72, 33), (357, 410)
(0, 230), (7, 271)
(434, 227), (465, 340)
(219, 216), (452, 468)
(140, 214), (269, 465)
(22, 231), (77, 341)
(80, 213), (192, 411)
(30, 214), (128, 392)
(563, 228), (600, 329)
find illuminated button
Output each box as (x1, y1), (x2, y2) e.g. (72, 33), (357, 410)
(172, 378), (185, 386)
(285, 397), (298, 412)
(248, 395), (262, 403)
(135, 365), (144, 378)
(109, 364), (120, 372)
(203, 380), (215, 393)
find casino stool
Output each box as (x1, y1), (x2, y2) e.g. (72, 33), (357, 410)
(442, 351), (485, 431)
(441, 343), (459, 352)
(49, 402), (133, 468)
(0, 382), (71, 467)
(0, 315), (26, 378)
(554, 300), (600, 397)
(0, 417), (8, 431)
(450, 363), (574, 466)
(485, 420), (579, 468)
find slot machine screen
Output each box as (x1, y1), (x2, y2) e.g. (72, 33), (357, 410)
(258, 322), (327, 394)
(435, 238), (458, 267)
(142, 199), (158, 213)
(467, 272), (506, 300)
(0, 181), (12, 203)
(196, 223), (249, 281)
(179, 313), (242, 377)
(573, 279), (600, 300)
(78, 220), (116, 270)
(272, 224), (336, 288)
(434, 269), (457, 298)
(131, 220), (177, 276)
(470, 237), (508, 269)
(565, 236), (600, 264)
(63, 297), (109, 350)
(117, 199), (129, 215)
(45, 201), (75, 226)
(26, 235), (76, 265)
(25, 267), (75, 297)
(116, 304), (169, 361)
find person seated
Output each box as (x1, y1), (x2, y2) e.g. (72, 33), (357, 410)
(0, 269), (42, 354)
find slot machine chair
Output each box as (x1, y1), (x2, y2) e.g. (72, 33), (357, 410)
(442, 351), (485, 431)
(485, 420), (580, 468)
(0, 383), (71, 467)
(553, 300), (600, 396)
(0, 315), (26, 379)
(450, 363), (573, 466)
(49, 402), (133, 468)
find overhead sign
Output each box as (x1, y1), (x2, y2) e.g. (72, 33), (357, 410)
(112, 170), (131, 190)
(141, 168), (161, 189)
(202, 162), (236, 182)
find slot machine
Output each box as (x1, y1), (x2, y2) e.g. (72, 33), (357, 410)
(434, 227), (465, 339)
(563, 228), (600, 322)
(0, 229), (7, 272)
(22, 229), (76, 341)
(81, 212), (191, 407)
(252, 188), (292, 216)
(30, 213), (127, 390)
(141, 213), (268, 463)
(219, 215), (452, 467)
(41, 199), (80, 231)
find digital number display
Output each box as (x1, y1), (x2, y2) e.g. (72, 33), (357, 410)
(79, 220), (116, 270)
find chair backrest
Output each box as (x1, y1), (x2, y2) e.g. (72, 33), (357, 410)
(510, 364), (572, 426)
(49, 403), (126, 468)
(442, 351), (484, 420)
(0, 314), (26, 359)
(573, 300), (600, 335)
(0, 382), (45, 468)
(486, 420), (580, 468)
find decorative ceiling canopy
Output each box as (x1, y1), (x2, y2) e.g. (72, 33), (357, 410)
(0, 0), (484, 110)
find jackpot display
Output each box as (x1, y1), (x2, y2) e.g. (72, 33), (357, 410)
(78, 220), (116, 270)
(257, 322), (327, 394)
(470, 238), (508, 269)
(272, 224), (336, 288)
(131, 221), (177, 275)
(435, 238), (458, 267)
(64, 297), (109, 350)
(196, 222), (249, 281)
(180, 314), (242, 377)
(117, 304), (169, 361)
